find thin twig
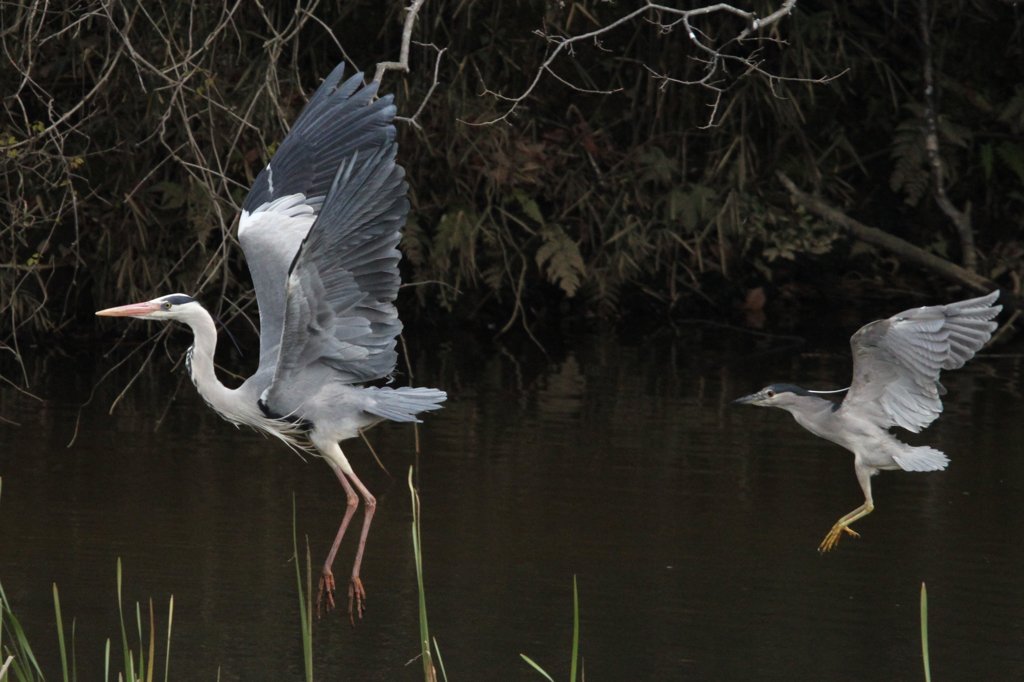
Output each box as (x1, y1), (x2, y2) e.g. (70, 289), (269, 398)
(374, 0), (429, 85)
(469, 0), (801, 126)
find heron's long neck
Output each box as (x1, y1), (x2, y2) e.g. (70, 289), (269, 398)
(183, 308), (238, 419)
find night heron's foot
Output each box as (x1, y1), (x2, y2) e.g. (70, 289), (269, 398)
(317, 570), (336, 618)
(348, 576), (366, 625)
(818, 524), (860, 553)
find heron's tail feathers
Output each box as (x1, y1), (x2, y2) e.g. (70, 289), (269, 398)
(892, 444), (950, 472)
(364, 386), (447, 423)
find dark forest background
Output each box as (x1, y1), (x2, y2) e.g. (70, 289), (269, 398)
(2, 0), (1022, 357)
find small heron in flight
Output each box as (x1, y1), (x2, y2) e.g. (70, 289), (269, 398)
(734, 291), (1001, 552)
(97, 64), (445, 620)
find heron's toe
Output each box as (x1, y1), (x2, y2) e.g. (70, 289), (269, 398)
(348, 576), (366, 625)
(317, 570), (337, 618)
(818, 523), (862, 553)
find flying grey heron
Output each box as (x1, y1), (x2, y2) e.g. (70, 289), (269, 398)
(96, 64), (445, 620)
(733, 290), (1001, 552)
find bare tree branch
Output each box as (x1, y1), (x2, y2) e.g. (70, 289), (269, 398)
(395, 42), (447, 130)
(470, 0), (802, 126)
(918, 0), (976, 272)
(373, 0), (428, 85)
(777, 172), (1007, 301)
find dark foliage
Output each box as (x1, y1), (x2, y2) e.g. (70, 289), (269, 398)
(2, 0), (1022, 354)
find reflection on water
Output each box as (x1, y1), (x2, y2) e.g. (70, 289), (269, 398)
(1, 326), (1023, 680)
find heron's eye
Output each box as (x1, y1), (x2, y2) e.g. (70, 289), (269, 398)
(162, 302), (172, 310)
(766, 390), (775, 398)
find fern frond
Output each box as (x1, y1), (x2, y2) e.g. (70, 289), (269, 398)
(536, 225), (585, 297)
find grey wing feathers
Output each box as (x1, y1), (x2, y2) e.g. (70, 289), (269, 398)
(363, 387), (448, 423)
(243, 65), (395, 212)
(841, 290), (1001, 432)
(266, 136), (408, 411)
(238, 64), (397, 383)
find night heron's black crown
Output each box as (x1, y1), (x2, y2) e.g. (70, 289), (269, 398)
(765, 383), (812, 396)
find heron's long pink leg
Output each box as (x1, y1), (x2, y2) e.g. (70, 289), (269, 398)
(343, 468), (376, 623)
(316, 464), (359, 618)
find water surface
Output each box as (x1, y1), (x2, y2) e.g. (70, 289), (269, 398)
(2, 325), (1023, 680)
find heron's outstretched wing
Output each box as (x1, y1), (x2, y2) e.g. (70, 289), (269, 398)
(237, 64), (397, 379)
(263, 128), (408, 412)
(840, 290), (1001, 432)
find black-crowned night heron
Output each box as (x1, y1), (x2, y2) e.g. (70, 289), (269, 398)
(734, 290), (1002, 552)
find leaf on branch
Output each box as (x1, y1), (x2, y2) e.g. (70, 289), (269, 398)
(996, 141), (1024, 185)
(890, 114), (929, 206)
(980, 142), (995, 181)
(150, 180), (187, 211)
(667, 184), (716, 232)
(401, 218), (427, 268)
(998, 87), (1024, 129)
(514, 189), (545, 226)
(937, 115), (972, 149)
(637, 146), (676, 184)
(536, 225), (585, 297)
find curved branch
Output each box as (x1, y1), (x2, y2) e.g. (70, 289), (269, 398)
(469, 0), (799, 126)
(373, 0), (428, 84)
(777, 172), (1010, 302)
(918, 0), (976, 272)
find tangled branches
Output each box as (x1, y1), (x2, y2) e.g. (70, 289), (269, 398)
(472, 0), (831, 127)
(0, 1), (385, 377)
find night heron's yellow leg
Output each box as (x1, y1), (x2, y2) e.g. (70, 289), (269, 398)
(818, 501), (874, 553)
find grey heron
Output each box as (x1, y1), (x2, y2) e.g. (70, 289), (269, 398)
(96, 64), (445, 620)
(733, 290), (1001, 552)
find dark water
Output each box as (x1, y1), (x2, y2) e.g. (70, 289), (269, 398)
(2, 325), (1023, 680)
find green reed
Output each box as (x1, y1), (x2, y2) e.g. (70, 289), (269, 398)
(0, 555), (172, 682)
(408, 467), (445, 682)
(291, 495), (314, 682)
(520, 575), (581, 682)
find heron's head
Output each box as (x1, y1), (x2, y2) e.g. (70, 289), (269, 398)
(732, 383), (814, 409)
(96, 294), (202, 322)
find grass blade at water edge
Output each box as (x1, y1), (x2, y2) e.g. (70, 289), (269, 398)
(292, 494), (313, 682)
(432, 637), (448, 682)
(408, 467), (437, 682)
(135, 601), (144, 679)
(921, 582), (931, 682)
(521, 575), (582, 681)
(117, 559), (132, 681)
(146, 600), (156, 682)
(0, 580), (45, 679)
(163, 597), (173, 682)
(570, 575), (579, 682)
(71, 618), (77, 682)
(519, 654), (556, 682)
(53, 584), (69, 682)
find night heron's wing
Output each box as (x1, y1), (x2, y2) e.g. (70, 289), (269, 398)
(841, 291), (1001, 432)
(237, 65), (396, 380)
(263, 122), (407, 412)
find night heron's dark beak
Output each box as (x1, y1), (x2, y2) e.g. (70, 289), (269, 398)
(731, 392), (762, 406)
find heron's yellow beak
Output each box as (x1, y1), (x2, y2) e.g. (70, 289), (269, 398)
(95, 301), (161, 317)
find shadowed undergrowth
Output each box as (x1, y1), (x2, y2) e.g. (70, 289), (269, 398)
(2, 0), (1022, 369)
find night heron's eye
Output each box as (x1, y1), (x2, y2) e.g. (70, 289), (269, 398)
(766, 390), (775, 398)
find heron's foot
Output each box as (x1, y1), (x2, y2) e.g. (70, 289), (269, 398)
(348, 576), (366, 625)
(818, 523), (860, 553)
(316, 570), (336, 618)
